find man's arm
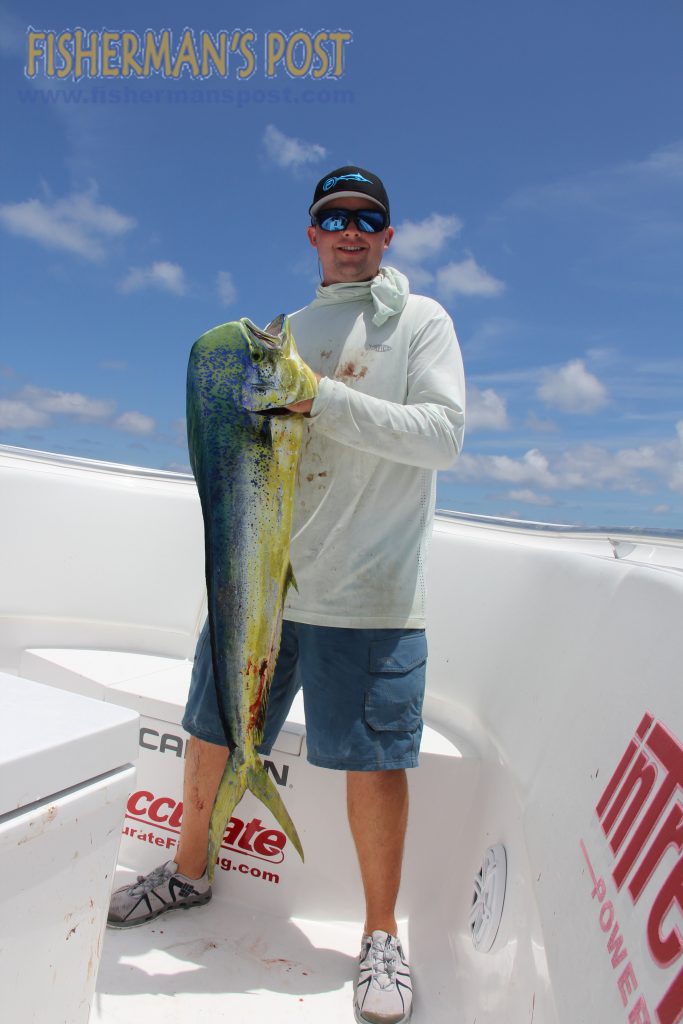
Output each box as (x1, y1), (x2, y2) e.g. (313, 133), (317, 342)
(289, 313), (465, 471)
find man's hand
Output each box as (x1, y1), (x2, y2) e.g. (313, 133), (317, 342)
(287, 372), (321, 415)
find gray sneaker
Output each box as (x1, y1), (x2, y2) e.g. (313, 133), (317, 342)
(354, 930), (413, 1024)
(107, 860), (211, 929)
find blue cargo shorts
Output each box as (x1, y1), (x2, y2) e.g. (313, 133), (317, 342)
(181, 618), (427, 771)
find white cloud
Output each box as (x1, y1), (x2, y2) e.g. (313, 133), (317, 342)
(449, 421), (683, 499)
(557, 444), (660, 492)
(392, 214), (462, 264)
(17, 385), (114, 420)
(120, 261), (186, 295)
(217, 270), (237, 306)
(263, 124), (327, 169)
(0, 381), (163, 443)
(385, 214), (505, 304)
(525, 411), (558, 433)
(172, 417), (187, 447)
(114, 411), (156, 435)
(0, 182), (135, 261)
(462, 318), (514, 356)
(506, 142), (683, 227)
(537, 359), (608, 414)
(436, 257), (505, 298)
(455, 448), (558, 489)
(0, 399), (49, 430)
(390, 261), (434, 289)
(506, 489), (556, 506)
(467, 385), (509, 432)
(100, 359), (127, 371)
(638, 141), (683, 179)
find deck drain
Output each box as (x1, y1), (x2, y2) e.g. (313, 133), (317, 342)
(469, 843), (507, 952)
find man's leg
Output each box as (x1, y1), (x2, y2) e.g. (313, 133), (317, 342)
(175, 735), (229, 879)
(347, 768), (408, 936)
(107, 733), (225, 927)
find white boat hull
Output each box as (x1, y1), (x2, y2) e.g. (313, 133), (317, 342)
(1, 444), (681, 1024)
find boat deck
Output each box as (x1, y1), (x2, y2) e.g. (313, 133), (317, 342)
(95, 899), (391, 1024)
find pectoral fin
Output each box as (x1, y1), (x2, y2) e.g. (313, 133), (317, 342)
(285, 562), (298, 595)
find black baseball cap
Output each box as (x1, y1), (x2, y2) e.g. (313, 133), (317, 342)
(309, 166), (390, 224)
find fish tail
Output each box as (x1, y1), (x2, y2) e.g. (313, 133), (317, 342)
(246, 755), (305, 863)
(207, 752), (247, 883)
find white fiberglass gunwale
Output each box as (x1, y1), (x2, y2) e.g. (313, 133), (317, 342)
(3, 440), (682, 547)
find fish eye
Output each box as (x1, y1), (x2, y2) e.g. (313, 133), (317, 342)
(251, 348), (264, 363)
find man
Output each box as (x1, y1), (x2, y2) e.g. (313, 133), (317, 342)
(108, 166), (466, 1024)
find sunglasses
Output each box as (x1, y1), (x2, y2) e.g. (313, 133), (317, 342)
(313, 207), (388, 233)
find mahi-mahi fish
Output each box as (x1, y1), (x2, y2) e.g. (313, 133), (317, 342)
(186, 314), (318, 882)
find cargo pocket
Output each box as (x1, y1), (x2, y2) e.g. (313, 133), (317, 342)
(364, 631), (427, 733)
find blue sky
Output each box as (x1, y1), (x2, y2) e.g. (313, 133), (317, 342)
(1, 1), (681, 530)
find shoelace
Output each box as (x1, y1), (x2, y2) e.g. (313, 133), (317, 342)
(128, 864), (173, 897)
(369, 937), (398, 990)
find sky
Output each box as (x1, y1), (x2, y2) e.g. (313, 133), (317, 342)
(1, 1), (681, 531)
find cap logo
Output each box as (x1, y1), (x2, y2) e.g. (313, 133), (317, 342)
(322, 172), (372, 192)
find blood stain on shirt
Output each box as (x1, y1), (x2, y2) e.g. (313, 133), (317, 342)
(337, 361), (368, 381)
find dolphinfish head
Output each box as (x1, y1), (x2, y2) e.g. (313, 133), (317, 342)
(240, 315), (318, 413)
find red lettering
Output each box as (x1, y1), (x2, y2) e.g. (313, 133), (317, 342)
(618, 962), (638, 1007)
(647, 856), (683, 968)
(223, 816), (244, 845)
(600, 901), (615, 932)
(614, 720), (683, 897)
(168, 801), (183, 828)
(597, 713), (654, 818)
(656, 964), (683, 1024)
(628, 803), (683, 903)
(127, 790), (153, 815)
(253, 828), (286, 858)
(628, 996), (651, 1024)
(238, 817), (265, 852)
(148, 796), (175, 823)
(613, 723), (683, 894)
(604, 753), (658, 854)
(607, 922), (629, 968)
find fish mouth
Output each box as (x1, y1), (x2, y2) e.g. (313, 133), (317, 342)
(242, 316), (284, 349)
(248, 385), (293, 415)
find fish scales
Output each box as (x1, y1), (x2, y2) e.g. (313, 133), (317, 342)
(186, 315), (317, 882)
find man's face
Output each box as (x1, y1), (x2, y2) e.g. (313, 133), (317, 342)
(307, 196), (394, 286)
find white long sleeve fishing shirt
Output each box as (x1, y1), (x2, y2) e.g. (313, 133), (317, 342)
(284, 271), (466, 629)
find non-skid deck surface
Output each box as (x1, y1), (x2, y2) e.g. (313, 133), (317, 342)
(93, 901), (430, 1024)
